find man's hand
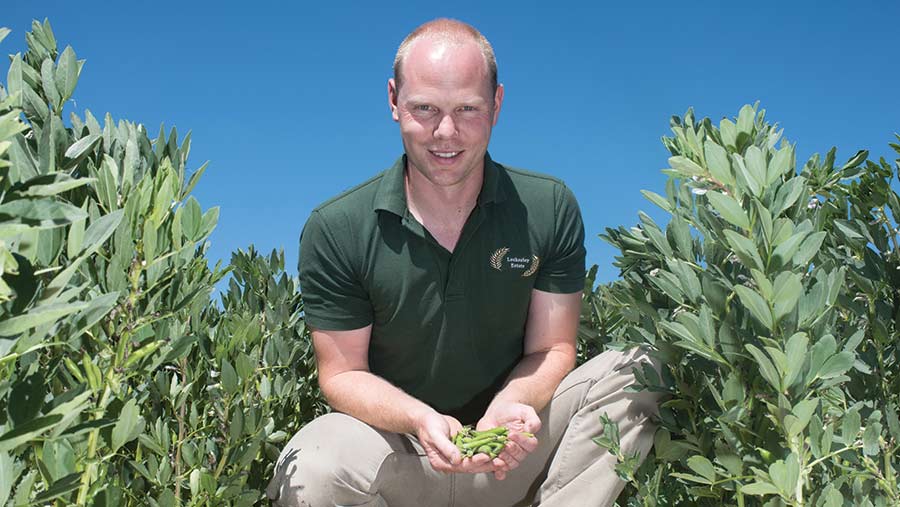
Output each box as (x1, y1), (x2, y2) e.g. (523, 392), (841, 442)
(476, 402), (542, 480)
(415, 410), (499, 474)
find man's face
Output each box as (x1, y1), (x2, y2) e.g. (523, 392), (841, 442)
(389, 39), (504, 189)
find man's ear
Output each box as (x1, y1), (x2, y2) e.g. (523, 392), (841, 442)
(388, 78), (400, 122)
(492, 83), (504, 126)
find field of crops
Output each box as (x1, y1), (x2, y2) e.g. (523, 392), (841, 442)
(1, 21), (898, 506)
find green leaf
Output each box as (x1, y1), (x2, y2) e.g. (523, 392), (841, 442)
(80, 209), (124, 255)
(809, 414), (824, 458)
(821, 486), (844, 507)
(66, 216), (86, 259)
(111, 399), (144, 452)
(704, 142), (734, 186)
(707, 191), (749, 229)
(773, 176), (805, 216)
(668, 155), (705, 176)
(769, 453), (800, 497)
(55, 46), (78, 102)
(199, 206), (219, 239)
(47, 211), (124, 294)
(745, 146), (768, 191)
(639, 212), (673, 257)
(67, 292), (119, 339)
(842, 408), (861, 443)
(841, 149), (868, 171)
(181, 161), (208, 199)
(833, 219), (865, 248)
(741, 481), (780, 496)
(772, 272), (802, 323)
(640, 190), (673, 213)
(736, 104), (755, 136)
(221, 359), (239, 394)
(665, 259), (701, 304)
(63, 133), (101, 160)
(818, 351), (854, 380)
(886, 405), (900, 444)
(0, 199), (87, 226)
(787, 398), (818, 437)
(746, 344), (781, 391)
(783, 332), (808, 388)
(31, 472), (81, 504)
(735, 285), (773, 331)
(686, 455), (716, 483)
(0, 301), (89, 337)
(13, 173), (94, 198)
(733, 155), (762, 197)
(750, 269), (773, 300)
(182, 196), (202, 241)
(767, 145), (792, 185)
(0, 451), (13, 506)
(771, 232), (806, 271)
(808, 335), (836, 384)
(96, 155), (120, 211)
(792, 231), (825, 267)
(670, 473), (713, 485)
(720, 118), (738, 148)
(8, 373), (44, 425)
(863, 422), (881, 456)
(40, 59), (60, 110)
(0, 414), (64, 451)
(724, 230), (764, 271)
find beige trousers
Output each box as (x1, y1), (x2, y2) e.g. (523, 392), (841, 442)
(267, 348), (661, 507)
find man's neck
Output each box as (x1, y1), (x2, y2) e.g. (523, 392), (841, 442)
(405, 166), (482, 219)
(404, 163), (483, 251)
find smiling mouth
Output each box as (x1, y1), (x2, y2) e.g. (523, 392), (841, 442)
(430, 150), (462, 159)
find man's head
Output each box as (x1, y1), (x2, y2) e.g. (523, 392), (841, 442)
(388, 19), (504, 190)
(393, 19), (498, 98)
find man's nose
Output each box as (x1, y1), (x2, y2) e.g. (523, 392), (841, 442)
(434, 114), (458, 138)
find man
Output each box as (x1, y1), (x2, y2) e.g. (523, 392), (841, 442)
(267, 18), (660, 507)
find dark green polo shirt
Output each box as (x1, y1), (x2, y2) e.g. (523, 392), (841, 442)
(298, 153), (585, 424)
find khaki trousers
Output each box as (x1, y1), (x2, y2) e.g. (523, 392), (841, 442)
(267, 348), (661, 507)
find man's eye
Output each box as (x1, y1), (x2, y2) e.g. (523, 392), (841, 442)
(460, 106), (476, 112)
(414, 105), (434, 112)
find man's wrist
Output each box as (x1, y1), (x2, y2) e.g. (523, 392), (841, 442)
(406, 403), (437, 434)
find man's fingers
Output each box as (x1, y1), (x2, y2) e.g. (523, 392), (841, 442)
(510, 432), (539, 453)
(437, 438), (462, 465)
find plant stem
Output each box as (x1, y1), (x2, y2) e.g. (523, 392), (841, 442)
(174, 359), (188, 501)
(806, 443), (862, 470)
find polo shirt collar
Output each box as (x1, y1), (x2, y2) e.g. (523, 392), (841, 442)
(373, 152), (507, 216)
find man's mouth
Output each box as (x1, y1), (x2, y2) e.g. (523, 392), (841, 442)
(430, 150), (462, 159)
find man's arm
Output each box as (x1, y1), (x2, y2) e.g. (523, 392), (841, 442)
(313, 325), (427, 433)
(476, 288), (581, 479)
(312, 325), (495, 473)
(487, 288), (580, 412)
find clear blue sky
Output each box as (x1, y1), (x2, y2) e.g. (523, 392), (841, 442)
(6, 1), (900, 284)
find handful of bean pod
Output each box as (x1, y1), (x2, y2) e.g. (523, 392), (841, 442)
(452, 426), (533, 459)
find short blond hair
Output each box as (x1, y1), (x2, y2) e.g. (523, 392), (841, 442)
(393, 18), (498, 94)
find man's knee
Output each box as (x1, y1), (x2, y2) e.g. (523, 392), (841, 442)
(572, 347), (665, 422)
(267, 412), (399, 507)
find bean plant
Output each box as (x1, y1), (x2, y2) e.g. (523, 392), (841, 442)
(0, 21), (325, 506)
(588, 105), (900, 506)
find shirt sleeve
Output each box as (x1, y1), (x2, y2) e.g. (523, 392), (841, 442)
(533, 184), (586, 294)
(298, 210), (374, 330)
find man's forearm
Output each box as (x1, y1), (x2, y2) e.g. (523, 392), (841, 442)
(489, 346), (576, 414)
(320, 370), (434, 434)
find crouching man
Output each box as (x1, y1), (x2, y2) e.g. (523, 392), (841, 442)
(267, 18), (661, 507)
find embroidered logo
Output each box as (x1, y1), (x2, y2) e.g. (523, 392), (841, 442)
(490, 247), (509, 270)
(490, 248), (540, 277)
(522, 256), (540, 277)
